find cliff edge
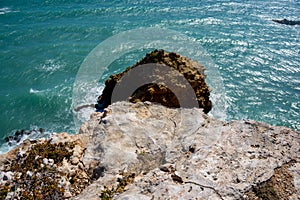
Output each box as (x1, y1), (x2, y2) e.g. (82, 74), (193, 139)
(1, 102), (299, 199)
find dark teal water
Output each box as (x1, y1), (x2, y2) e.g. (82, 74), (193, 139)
(1, 0), (299, 152)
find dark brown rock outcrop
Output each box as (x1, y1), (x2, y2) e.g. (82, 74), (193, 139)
(96, 49), (212, 113)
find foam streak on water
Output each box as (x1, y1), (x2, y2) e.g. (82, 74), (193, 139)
(0, 0), (299, 152)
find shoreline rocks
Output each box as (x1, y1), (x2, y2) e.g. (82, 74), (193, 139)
(1, 102), (299, 199)
(4, 128), (46, 145)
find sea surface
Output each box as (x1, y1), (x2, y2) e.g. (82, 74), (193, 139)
(0, 0), (299, 153)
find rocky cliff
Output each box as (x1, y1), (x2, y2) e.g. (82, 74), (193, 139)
(1, 102), (299, 199)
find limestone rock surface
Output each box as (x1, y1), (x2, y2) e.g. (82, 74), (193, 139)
(75, 102), (300, 200)
(1, 102), (299, 199)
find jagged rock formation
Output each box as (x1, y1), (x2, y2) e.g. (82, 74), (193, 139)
(96, 49), (212, 114)
(1, 102), (299, 199)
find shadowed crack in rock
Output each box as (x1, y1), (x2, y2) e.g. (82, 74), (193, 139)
(185, 181), (224, 200)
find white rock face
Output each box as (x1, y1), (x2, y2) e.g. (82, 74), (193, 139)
(73, 102), (300, 200)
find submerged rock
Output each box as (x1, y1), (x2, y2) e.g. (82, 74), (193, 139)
(96, 49), (212, 113)
(272, 19), (300, 26)
(2, 102), (298, 199)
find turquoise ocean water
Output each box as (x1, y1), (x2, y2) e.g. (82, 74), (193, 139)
(0, 0), (299, 152)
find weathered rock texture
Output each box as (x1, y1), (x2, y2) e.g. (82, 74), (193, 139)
(97, 49), (212, 113)
(0, 134), (89, 199)
(1, 102), (299, 199)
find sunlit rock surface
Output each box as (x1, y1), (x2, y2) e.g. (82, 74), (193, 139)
(1, 102), (299, 199)
(76, 102), (299, 200)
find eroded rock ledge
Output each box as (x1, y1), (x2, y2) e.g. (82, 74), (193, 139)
(1, 102), (299, 199)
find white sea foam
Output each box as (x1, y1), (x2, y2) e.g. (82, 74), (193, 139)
(36, 59), (65, 74)
(0, 127), (53, 155)
(29, 88), (41, 94)
(0, 7), (12, 15)
(72, 83), (104, 128)
(29, 88), (52, 94)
